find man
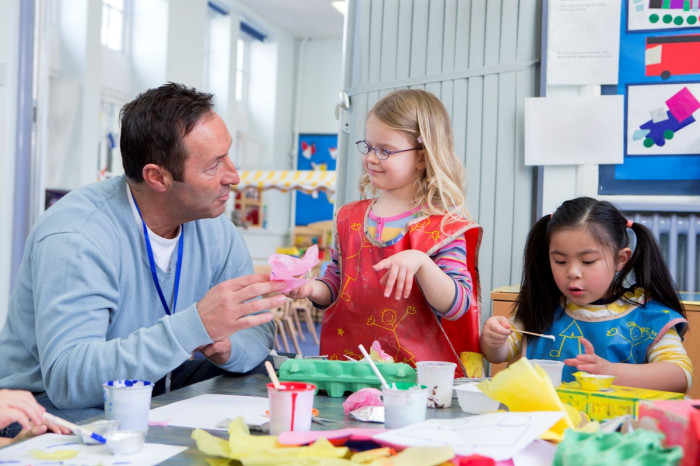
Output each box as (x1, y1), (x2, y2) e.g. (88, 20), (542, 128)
(0, 83), (285, 437)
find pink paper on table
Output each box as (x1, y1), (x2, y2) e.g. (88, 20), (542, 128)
(277, 427), (385, 446)
(269, 245), (319, 292)
(342, 388), (383, 415)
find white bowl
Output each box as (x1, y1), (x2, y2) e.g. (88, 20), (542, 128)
(104, 430), (145, 455)
(454, 383), (500, 414)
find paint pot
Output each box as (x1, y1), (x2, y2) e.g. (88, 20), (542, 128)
(382, 383), (428, 429)
(103, 380), (153, 433)
(416, 361), (456, 408)
(266, 382), (316, 435)
(104, 430), (145, 455)
(530, 359), (565, 387)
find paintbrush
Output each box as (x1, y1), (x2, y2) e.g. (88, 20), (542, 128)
(511, 328), (556, 341)
(43, 412), (107, 444)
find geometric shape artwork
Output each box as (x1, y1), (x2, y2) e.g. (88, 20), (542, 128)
(646, 35), (700, 79)
(665, 86), (700, 121)
(639, 110), (695, 147)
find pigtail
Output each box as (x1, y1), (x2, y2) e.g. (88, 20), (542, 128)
(626, 223), (685, 319)
(516, 215), (561, 335)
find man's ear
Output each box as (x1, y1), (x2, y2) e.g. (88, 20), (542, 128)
(616, 247), (632, 272)
(142, 164), (171, 193)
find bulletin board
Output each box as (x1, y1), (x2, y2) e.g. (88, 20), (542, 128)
(295, 134), (338, 226)
(599, 0), (700, 195)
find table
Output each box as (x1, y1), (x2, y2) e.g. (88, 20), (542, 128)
(142, 373), (468, 464)
(491, 287), (700, 399)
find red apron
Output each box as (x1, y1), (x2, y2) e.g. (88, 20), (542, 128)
(319, 200), (483, 377)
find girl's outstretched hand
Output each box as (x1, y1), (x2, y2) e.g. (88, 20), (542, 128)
(285, 282), (314, 299)
(373, 250), (429, 300)
(564, 337), (614, 375)
(481, 316), (512, 349)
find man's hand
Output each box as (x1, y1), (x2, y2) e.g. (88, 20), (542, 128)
(197, 273), (287, 342)
(195, 338), (232, 365)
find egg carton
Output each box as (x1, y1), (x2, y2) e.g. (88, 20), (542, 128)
(278, 359), (416, 397)
(553, 428), (682, 466)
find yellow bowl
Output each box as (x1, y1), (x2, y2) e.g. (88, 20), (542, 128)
(573, 371), (615, 391)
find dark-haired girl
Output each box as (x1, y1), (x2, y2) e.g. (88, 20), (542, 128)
(481, 197), (692, 393)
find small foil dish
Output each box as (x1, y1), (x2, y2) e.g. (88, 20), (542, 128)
(573, 371), (615, 391)
(78, 419), (120, 444)
(104, 430), (145, 455)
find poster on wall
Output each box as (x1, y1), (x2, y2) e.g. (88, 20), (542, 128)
(599, 0), (700, 195)
(295, 134), (337, 226)
(546, 0), (621, 84)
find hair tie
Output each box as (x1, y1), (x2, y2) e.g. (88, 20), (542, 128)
(626, 219), (633, 228)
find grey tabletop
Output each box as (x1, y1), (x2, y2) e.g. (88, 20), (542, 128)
(143, 373), (468, 465)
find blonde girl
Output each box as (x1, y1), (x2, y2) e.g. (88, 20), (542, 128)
(288, 89), (482, 376)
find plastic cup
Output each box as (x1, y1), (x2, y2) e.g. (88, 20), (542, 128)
(382, 383), (428, 429)
(267, 382), (316, 435)
(416, 361), (456, 408)
(103, 380), (153, 433)
(531, 359), (564, 387)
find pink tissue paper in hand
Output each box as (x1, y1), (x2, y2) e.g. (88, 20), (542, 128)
(268, 245), (320, 292)
(342, 387), (383, 415)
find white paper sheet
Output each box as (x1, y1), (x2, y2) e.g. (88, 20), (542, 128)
(149, 394), (270, 430)
(372, 411), (563, 461)
(513, 438), (557, 466)
(547, 0), (620, 85)
(524, 95), (624, 166)
(0, 433), (185, 465)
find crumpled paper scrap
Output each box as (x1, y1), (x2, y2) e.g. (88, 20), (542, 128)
(369, 340), (394, 363)
(343, 388), (383, 415)
(192, 416), (349, 464)
(477, 358), (577, 442)
(269, 245), (319, 292)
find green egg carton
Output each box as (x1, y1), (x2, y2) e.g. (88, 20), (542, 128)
(553, 428), (682, 466)
(277, 359), (416, 397)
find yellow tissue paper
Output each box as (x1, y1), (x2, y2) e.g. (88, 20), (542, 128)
(460, 351), (485, 378)
(478, 358), (575, 441)
(192, 416), (350, 464)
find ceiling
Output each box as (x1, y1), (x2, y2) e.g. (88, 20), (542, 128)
(235, 0), (345, 40)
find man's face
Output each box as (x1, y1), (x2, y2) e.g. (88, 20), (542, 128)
(170, 112), (238, 221)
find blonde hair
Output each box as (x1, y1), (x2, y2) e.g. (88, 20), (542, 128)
(358, 89), (469, 220)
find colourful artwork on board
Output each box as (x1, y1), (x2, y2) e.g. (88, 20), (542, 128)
(295, 134), (337, 226)
(599, 1), (700, 195)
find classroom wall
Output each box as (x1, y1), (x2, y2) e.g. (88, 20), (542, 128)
(0, 0), (344, 327)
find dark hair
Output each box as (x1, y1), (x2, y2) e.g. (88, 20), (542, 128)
(516, 197), (684, 336)
(120, 82), (214, 182)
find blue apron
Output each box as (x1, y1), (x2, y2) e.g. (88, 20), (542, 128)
(526, 298), (686, 382)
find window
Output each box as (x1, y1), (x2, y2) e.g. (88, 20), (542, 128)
(235, 38), (248, 102)
(101, 0), (125, 51)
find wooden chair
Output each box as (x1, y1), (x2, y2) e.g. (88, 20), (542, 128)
(289, 298), (320, 346)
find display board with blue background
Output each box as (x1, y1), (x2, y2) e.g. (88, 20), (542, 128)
(600, 1), (700, 195)
(295, 134), (337, 225)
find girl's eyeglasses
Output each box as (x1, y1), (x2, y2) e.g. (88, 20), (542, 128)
(355, 140), (421, 160)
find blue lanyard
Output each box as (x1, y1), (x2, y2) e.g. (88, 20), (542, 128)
(132, 198), (184, 316)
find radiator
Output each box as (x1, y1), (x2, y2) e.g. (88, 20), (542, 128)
(625, 212), (699, 293)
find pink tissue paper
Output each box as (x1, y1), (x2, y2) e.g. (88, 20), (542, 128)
(268, 245), (320, 292)
(342, 387), (383, 415)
